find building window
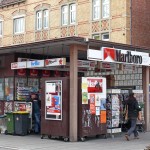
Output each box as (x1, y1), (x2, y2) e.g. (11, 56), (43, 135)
(92, 0), (100, 20)
(70, 4), (76, 24)
(102, 33), (109, 41)
(61, 4), (76, 26)
(36, 11), (42, 30)
(92, 34), (100, 40)
(14, 17), (25, 34)
(43, 9), (49, 29)
(102, 0), (110, 18)
(0, 21), (2, 36)
(62, 5), (68, 25)
(36, 9), (49, 30)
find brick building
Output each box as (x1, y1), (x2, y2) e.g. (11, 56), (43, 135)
(0, 0), (149, 47)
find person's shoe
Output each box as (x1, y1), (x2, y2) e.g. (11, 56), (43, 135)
(125, 134), (130, 141)
(134, 136), (139, 139)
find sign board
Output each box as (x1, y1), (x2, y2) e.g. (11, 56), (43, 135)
(87, 48), (150, 66)
(101, 47), (149, 66)
(11, 62), (26, 69)
(132, 90), (143, 93)
(27, 60), (44, 68)
(101, 62), (118, 70)
(78, 60), (95, 68)
(87, 49), (102, 61)
(107, 89), (121, 94)
(119, 64), (136, 71)
(45, 58), (66, 67)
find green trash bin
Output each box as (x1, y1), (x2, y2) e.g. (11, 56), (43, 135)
(13, 112), (29, 136)
(6, 112), (15, 134)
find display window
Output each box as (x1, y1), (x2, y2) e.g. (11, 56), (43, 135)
(4, 78), (14, 101)
(0, 78), (4, 100)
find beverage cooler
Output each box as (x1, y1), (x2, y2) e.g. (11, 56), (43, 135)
(41, 77), (107, 141)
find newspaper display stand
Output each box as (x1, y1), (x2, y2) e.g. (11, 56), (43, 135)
(106, 89), (122, 138)
(78, 77), (107, 141)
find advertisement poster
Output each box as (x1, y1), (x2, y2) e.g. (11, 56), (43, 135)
(100, 111), (106, 123)
(95, 94), (101, 106)
(45, 93), (52, 106)
(87, 78), (103, 93)
(46, 95), (61, 114)
(82, 83), (88, 92)
(4, 101), (13, 113)
(82, 92), (88, 104)
(14, 102), (32, 118)
(96, 107), (100, 116)
(81, 77), (107, 129)
(100, 99), (106, 110)
(45, 80), (62, 120)
(46, 82), (56, 93)
(90, 94), (95, 114)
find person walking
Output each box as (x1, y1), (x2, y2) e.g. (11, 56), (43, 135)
(125, 92), (141, 141)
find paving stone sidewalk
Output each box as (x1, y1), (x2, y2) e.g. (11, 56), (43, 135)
(0, 132), (149, 150)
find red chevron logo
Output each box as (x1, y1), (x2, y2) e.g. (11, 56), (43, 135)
(103, 47), (116, 61)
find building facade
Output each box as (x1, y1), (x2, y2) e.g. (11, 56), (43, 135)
(0, 0), (150, 47)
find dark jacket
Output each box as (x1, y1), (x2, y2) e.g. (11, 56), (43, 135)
(32, 99), (41, 114)
(126, 97), (141, 119)
(26, 97), (41, 114)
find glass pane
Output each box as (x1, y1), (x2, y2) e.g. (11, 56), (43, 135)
(102, 33), (109, 41)
(36, 11), (42, 30)
(62, 5), (68, 25)
(93, 0), (100, 20)
(14, 17), (24, 33)
(15, 77), (28, 100)
(102, 0), (109, 18)
(92, 34), (100, 40)
(0, 78), (4, 100)
(0, 21), (2, 35)
(43, 9), (49, 28)
(70, 4), (76, 24)
(5, 78), (14, 101)
(28, 78), (39, 93)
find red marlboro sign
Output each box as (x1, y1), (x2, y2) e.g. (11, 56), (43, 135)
(17, 69), (26, 76)
(42, 70), (50, 77)
(30, 69), (38, 77)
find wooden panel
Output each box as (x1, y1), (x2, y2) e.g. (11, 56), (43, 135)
(41, 77), (69, 138)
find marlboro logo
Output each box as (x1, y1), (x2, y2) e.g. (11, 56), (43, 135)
(102, 47), (143, 64)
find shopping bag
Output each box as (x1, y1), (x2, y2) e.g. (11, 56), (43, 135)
(138, 111), (142, 121)
(125, 105), (128, 121)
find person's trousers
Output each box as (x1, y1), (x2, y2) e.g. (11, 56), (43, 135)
(127, 118), (138, 137)
(34, 113), (41, 133)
